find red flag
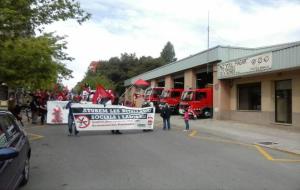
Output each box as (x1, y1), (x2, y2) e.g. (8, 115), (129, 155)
(92, 85), (112, 104)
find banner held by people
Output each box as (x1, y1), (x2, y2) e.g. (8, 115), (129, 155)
(47, 101), (69, 124)
(71, 104), (155, 131)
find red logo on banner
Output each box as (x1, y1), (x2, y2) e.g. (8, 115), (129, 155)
(51, 106), (63, 123)
(75, 115), (90, 128)
(148, 116), (153, 125)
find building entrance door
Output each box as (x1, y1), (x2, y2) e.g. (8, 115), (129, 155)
(275, 80), (292, 124)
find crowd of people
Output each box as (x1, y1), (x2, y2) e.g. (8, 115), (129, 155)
(7, 88), (192, 135)
(7, 90), (70, 126)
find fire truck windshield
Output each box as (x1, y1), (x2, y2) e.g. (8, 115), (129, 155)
(144, 88), (163, 98)
(181, 91), (193, 101)
(145, 89), (152, 96)
(153, 89), (163, 95)
(160, 91), (170, 98)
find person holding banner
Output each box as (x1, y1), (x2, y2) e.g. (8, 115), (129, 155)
(30, 96), (39, 124)
(100, 97), (122, 134)
(66, 97), (79, 136)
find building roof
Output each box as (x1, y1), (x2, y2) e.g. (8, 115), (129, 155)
(124, 41), (300, 86)
(218, 41), (300, 79)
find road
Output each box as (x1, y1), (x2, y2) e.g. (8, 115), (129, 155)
(21, 117), (300, 190)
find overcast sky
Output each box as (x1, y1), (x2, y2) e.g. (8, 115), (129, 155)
(45, 0), (300, 88)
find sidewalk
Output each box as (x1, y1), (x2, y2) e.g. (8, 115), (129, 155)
(163, 115), (300, 155)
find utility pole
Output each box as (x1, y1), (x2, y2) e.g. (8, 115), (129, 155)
(207, 11), (210, 49)
(207, 11), (210, 76)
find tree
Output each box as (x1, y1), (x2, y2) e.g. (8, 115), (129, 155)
(160, 41), (177, 64)
(0, 33), (73, 89)
(0, 0), (90, 90)
(73, 72), (115, 94)
(0, 0), (90, 39)
(76, 42), (176, 96)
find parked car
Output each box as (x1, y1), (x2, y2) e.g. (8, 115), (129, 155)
(0, 110), (31, 190)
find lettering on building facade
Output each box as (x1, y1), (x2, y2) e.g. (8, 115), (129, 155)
(218, 53), (272, 78)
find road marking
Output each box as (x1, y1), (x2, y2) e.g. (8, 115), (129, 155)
(195, 135), (253, 147)
(188, 130), (253, 148)
(157, 121), (300, 163)
(188, 130), (198, 137)
(273, 159), (300, 163)
(28, 133), (44, 141)
(261, 146), (300, 157)
(254, 145), (274, 161)
(255, 145), (300, 162)
(26, 125), (45, 129)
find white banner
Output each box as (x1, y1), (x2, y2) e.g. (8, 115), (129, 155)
(218, 53), (272, 78)
(46, 101), (69, 124)
(71, 104), (155, 131)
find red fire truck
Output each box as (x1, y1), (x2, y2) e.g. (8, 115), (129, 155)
(179, 88), (213, 118)
(158, 88), (184, 113)
(142, 87), (164, 110)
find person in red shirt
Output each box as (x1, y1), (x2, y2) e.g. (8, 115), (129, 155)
(183, 107), (190, 131)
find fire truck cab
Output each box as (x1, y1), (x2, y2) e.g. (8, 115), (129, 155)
(179, 88), (213, 118)
(158, 88), (184, 113)
(142, 87), (164, 109)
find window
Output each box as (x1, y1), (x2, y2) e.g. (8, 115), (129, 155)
(171, 91), (181, 98)
(195, 92), (206, 101)
(145, 89), (152, 96)
(0, 117), (8, 148)
(161, 91), (170, 98)
(144, 89), (152, 99)
(238, 83), (261, 111)
(0, 126), (7, 148)
(153, 89), (163, 95)
(0, 85), (8, 100)
(0, 126), (6, 168)
(181, 91), (193, 101)
(0, 115), (19, 140)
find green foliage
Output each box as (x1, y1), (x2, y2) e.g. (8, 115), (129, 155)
(0, 33), (73, 90)
(0, 0), (91, 39)
(73, 72), (115, 94)
(76, 42), (177, 95)
(0, 0), (90, 91)
(160, 41), (177, 63)
(83, 72), (115, 90)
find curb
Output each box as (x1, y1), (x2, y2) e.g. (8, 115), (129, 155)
(254, 143), (300, 156)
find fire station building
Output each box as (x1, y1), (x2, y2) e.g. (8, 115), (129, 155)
(124, 41), (300, 128)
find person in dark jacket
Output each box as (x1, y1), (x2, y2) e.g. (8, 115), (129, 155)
(13, 103), (24, 126)
(39, 98), (47, 125)
(99, 97), (122, 135)
(30, 96), (39, 124)
(66, 97), (79, 136)
(160, 103), (171, 130)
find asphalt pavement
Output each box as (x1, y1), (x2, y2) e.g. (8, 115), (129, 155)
(20, 117), (300, 190)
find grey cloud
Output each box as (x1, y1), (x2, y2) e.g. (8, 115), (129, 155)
(233, 0), (300, 12)
(78, 0), (145, 34)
